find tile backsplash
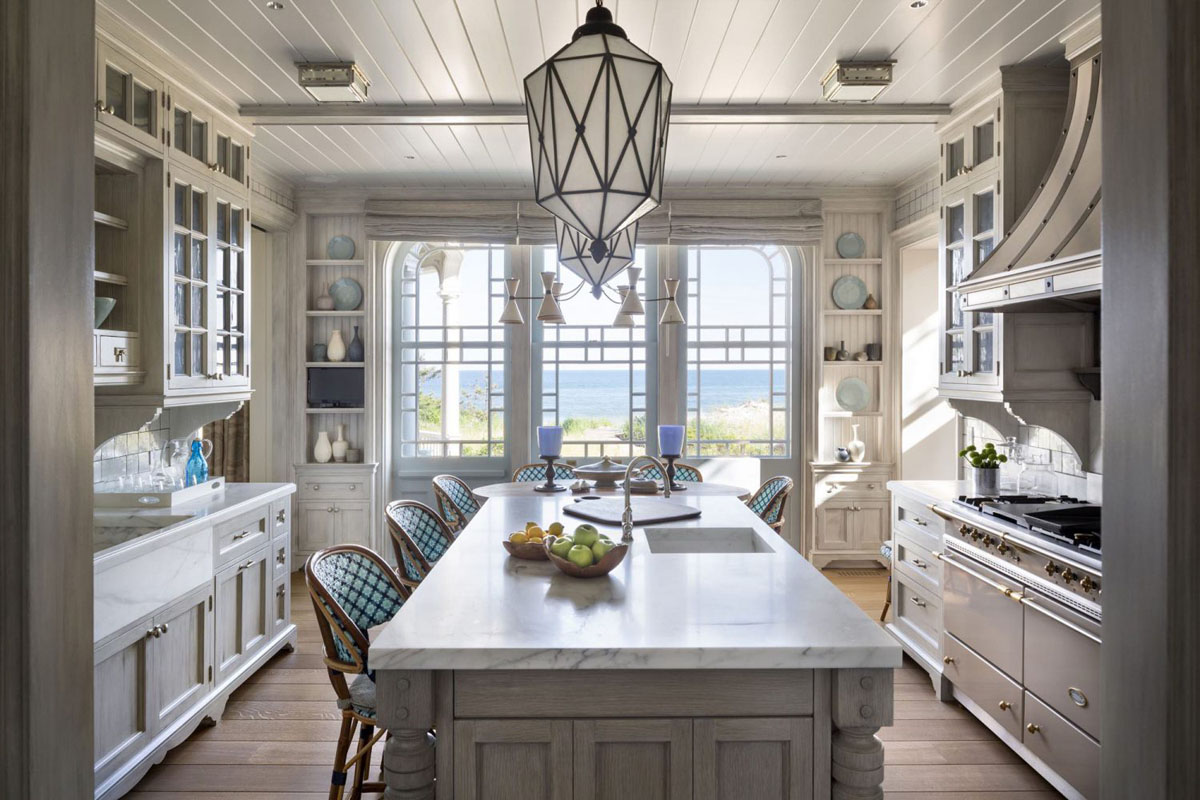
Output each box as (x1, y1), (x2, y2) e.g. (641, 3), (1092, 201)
(961, 415), (1092, 499)
(93, 410), (175, 486)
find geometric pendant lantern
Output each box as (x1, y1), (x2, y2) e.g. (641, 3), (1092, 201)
(525, 1), (671, 261)
(555, 219), (638, 298)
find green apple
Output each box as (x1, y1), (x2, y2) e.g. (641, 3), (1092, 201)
(573, 524), (600, 547)
(550, 537), (574, 558)
(592, 539), (616, 560)
(567, 544), (595, 568)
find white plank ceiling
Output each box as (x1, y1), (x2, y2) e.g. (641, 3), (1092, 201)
(99, 0), (1100, 189)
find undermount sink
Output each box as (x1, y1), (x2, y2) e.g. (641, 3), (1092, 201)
(643, 526), (774, 554)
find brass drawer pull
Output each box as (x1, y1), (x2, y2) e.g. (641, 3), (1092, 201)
(998, 700), (1012, 711)
(113, 347), (127, 362)
(910, 558), (928, 569)
(277, 550), (286, 565)
(913, 517), (928, 527)
(237, 559), (255, 571)
(276, 509), (286, 524)
(1026, 723), (1041, 735)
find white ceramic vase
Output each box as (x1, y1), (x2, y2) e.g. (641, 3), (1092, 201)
(847, 424), (866, 463)
(315, 285), (335, 311)
(327, 329), (346, 362)
(313, 431), (333, 464)
(332, 424), (348, 463)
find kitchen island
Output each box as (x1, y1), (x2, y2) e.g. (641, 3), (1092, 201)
(371, 494), (901, 799)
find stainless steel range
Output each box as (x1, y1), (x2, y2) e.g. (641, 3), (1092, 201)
(930, 493), (1102, 800)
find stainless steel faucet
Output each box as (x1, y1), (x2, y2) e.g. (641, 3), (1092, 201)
(621, 455), (671, 543)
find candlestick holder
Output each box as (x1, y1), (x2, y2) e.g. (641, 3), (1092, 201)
(533, 456), (567, 493)
(662, 454), (687, 491)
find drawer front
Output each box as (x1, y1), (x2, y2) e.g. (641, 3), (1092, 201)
(1023, 591), (1101, 738)
(816, 473), (886, 502)
(894, 574), (940, 661)
(944, 633), (1024, 740)
(894, 531), (940, 593)
(298, 480), (367, 500)
(272, 536), (290, 579)
(272, 575), (290, 635)
(214, 506), (271, 568)
(893, 495), (944, 551)
(271, 499), (290, 536)
(97, 333), (139, 368)
(1023, 690), (1100, 800)
(941, 548), (1024, 681)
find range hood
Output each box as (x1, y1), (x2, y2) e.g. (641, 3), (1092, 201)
(959, 40), (1101, 312)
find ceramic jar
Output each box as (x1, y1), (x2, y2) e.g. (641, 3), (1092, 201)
(315, 286), (335, 311)
(332, 424), (348, 463)
(313, 431), (333, 464)
(327, 329), (346, 362)
(847, 424), (866, 463)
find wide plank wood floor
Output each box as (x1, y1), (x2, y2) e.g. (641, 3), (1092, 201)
(128, 568), (1059, 798)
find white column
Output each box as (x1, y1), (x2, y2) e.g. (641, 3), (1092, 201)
(434, 251), (465, 450)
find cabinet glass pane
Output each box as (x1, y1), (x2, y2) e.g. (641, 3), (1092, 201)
(976, 236), (994, 263)
(231, 252), (243, 290)
(948, 333), (965, 373)
(978, 310), (994, 325)
(974, 121), (994, 165)
(174, 282), (186, 326)
(949, 245), (967, 284)
(950, 291), (964, 328)
(173, 233), (186, 275)
(191, 334), (205, 376)
(190, 286), (205, 328)
(231, 209), (242, 246)
(216, 202), (228, 243)
(174, 109), (188, 153)
(191, 120), (207, 161)
(975, 191), (994, 234)
(174, 184), (187, 227)
(977, 329), (995, 372)
(217, 135), (230, 174)
(232, 145), (244, 182)
(133, 82), (153, 134)
(104, 66), (128, 120)
(230, 337), (242, 373)
(946, 139), (964, 181)
(947, 204), (965, 244)
(230, 293), (242, 332)
(191, 239), (205, 280)
(216, 336), (227, 373)
(215, 247), (228, 287)
(191, 190), (205, 231)
(174, 332), (186, 373)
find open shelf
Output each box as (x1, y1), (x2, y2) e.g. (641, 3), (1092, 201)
(93, 210), (129, 230)
(306, 310), (365, 317)
(93, 270), (129, 286)
(307, 259), (365, 267)
(825, 257), (883, 265)
(306, 407), (365, 415)
(306, 362), (364, 368)
(824, 309), (883, 316)
(821, 410), (883, 418)
(823, 361), (884, 367)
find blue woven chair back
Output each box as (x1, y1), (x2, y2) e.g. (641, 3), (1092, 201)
(386, 500), (455, 581)
(306, 546), (406, 671)
(748, 476), (795, 525)
(638, 461), (703, 482)
(512, 463), (577, 482)
(432, 474), (480, 531)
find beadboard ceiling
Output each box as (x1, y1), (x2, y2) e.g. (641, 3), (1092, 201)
(98, 0), (1100, 190)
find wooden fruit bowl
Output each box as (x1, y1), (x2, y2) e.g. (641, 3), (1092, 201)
(542, 536), (629, 578)
(501, 539), (549, 560)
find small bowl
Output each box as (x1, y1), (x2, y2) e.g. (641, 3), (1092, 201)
(95, 297), (117, 328)
(542, 536), (628, 578)
(502, 539), (548, 560)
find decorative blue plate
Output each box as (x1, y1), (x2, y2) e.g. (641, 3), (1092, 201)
(327, 235), (356, 260)
(836, 377), (871, 413)
(329, 277), (363, 311)
(836, 231), (866, 259)
(831, 275), (869, 309)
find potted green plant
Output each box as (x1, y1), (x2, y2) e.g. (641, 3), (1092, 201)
(959, 443), (1007, 495)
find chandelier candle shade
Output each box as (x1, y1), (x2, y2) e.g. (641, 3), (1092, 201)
(524, 1), (672, 259)
(657, 424), (687, 491)
(535, 426), (567, 493)
(556, 218), (638, 297)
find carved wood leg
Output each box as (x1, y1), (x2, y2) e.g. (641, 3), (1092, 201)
(376, 670), (436, 800)
(831, 668), (893, 800)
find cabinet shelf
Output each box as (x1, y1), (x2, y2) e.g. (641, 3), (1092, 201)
(306, 407), (365, 415)
(94, 210), (129, 230)
(821, 410), (883, 417)
(823, 361), (884, 367)
(307, 259), (365, 267)
(823, 309), (883, 316)
(94, 270), (129, 286)
(824, 257), (882, 265)
(305, 362), (364, 368)
(306, 310), (365, 317)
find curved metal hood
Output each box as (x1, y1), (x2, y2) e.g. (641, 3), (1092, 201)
(960, 44), (1102, 312)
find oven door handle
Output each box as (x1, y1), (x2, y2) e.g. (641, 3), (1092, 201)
(938, 550), (1023, 601)
(1020, 594), (1102, 644)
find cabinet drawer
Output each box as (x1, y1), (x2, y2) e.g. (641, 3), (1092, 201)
(894, 531), (940, 593)
(894, 575), (940, 662)
(272, 575), (290, 636)
(941, 548), (1024, 681)
(893, 495), (945, 550)
(944, 633), (1023, 740)
(816, 473), (886, 501)
(299, 480), (366, 500)
(1023, 690), (1100, 800)
(214, 506), (270, 568)
(272, 537), (290, 579)
(97, 332), (139, 368)
(271, 499), (290, 535)
(1023, 590), (1101, 738)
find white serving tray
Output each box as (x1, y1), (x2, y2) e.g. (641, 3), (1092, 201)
(94, 476), (226, 509)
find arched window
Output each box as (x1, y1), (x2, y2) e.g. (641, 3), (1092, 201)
(684, 245), (794, 457)
(392, 243), (507, 458)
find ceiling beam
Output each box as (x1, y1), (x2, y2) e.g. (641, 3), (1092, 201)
(240, 103), (950, 127)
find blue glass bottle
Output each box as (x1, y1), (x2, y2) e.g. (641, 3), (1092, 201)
(184, 439), (209, 487)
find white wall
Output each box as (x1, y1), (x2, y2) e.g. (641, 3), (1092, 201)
(900, 243), (958, 479)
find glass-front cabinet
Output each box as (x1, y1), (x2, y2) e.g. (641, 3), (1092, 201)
(169, 87), (252, 194)
(168, 168), (250, 392)
(96, 41), (164, 151)
(940, 103), (999, 195)
(940, 175), (1000, 389)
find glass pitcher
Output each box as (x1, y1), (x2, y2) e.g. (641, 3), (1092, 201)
(184, 438), (214, 487)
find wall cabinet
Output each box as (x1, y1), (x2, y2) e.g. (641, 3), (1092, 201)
(939, 175), (1000, 389)
(168, 86), (251, 193)
(96, 40), (164, 152)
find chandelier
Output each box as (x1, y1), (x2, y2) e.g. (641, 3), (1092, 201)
(524, 0), (672, 262)
(555, 219), (637, 298)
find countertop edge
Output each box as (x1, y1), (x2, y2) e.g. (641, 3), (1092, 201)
(886, 479), (971, 508)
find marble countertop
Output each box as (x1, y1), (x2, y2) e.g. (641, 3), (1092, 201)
(370, 495), (901, 671)
(94, 482), (295, 561)
(886, 479), (972, 507)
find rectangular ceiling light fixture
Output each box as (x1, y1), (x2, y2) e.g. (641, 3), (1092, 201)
(820, 60), (895, 103)
(297, 62), (370, 103)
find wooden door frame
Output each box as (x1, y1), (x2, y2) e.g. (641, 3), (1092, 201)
(1103, 2), (1200, 795)
(0, 0), (97, 796)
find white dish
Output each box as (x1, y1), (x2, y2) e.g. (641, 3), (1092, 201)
(835, 377), (871, 412)
(831, 275), (869, 309)
(835, 231), (865, 259)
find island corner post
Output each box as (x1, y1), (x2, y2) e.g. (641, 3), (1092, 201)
(374, 665), (894, 800)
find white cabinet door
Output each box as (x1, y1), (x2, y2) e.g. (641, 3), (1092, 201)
(272, 576), (291, 636)
(214, 545), (270, 683)
(150, 583), (212, 734)
(814, 505), (853, 551)
(96, 41), (164, 152)
(94, 622), (152, 786)
(849, 501), (889, 550)
(298, 501), (338, 552)
(336, 501), (372, 546)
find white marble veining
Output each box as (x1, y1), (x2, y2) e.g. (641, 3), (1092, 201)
(371, 495), (901, 671)
(94, 482), (295, 643)
(886, 479), (973, 508)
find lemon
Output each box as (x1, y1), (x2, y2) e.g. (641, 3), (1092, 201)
(548, 521), (564, 536)
(509, 532), (528, 544)
(527, 525), (545, 540)
(525, 521), (538, 531)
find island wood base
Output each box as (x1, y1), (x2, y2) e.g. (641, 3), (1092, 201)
(376, 667), (893, 800)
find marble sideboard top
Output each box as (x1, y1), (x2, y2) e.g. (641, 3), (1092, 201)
(370, 495), (901, 671)
(885, 479), (974, 508)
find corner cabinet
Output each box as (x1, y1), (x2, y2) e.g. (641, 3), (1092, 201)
(293, 463), (380, 562)
(810, 465), (891, 569)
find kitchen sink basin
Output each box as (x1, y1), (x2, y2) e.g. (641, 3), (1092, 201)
(643, 526), (774, 554)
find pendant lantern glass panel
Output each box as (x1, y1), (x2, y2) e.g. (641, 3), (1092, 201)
(524, 7), (671, 256)
(556, 219), (637, 298)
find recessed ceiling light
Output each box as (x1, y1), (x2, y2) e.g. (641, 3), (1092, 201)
(266, 1), (284, 9)
(910, 0), (928, 8)
(775, 154), (787, 159)
(405, 155), (416, 160)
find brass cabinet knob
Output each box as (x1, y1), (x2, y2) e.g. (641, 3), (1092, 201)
(998, 700), (1012, 711)
(160, 622), (168, 634)
(312, 484), (320, 490)
(1026, 723), (1041, 734)
(327, 506), (335, 513)
(943, 656), (955, 665)
(146, 626), (161, 639)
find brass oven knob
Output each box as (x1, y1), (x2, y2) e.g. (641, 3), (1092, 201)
(998, 700), (1012, 711)
(1044, 561), (1060, 576)
(970, 529), (982, 541)
(997, 543), (1010, 555)
(1080, 576), (1095, 592)
(1026, 723), (1041, 735)
(1061, 569), (1078, 585)
(959, 524), (969, 537)
(982, 536), (995, 548)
